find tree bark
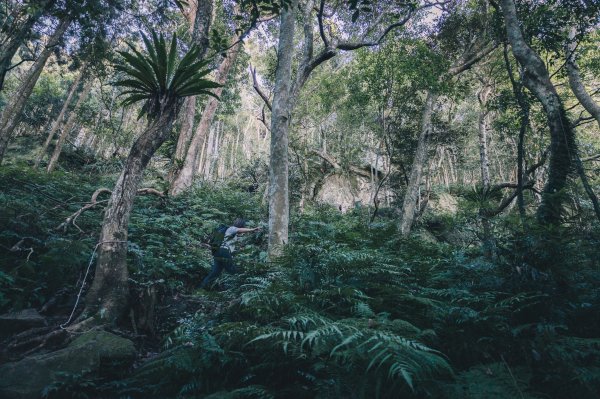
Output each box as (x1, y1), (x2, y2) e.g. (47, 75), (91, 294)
(82, 104), (178, 325)
(398, 41), (496, 236)
(477, 83), (495, 256)
(170, 41), (241, 195)
(500, 0), (575, 226)
(46, 77), (94, 172)
(169, 0), (213, 180)
(503, 44), (529, 221)
(565, 27), (600, 130)
(478, 85), (492, 189)
(399, 91), (438, 236)
(34, 64), (86, 168)
(0, 16), (71, 164)
(563, 28), (600, 222)
(266, 0), (298, 258)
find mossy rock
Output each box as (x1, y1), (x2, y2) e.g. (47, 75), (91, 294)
(0, 329), (135, 399)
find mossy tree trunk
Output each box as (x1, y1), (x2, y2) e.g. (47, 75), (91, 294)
(500, 0), (575, 225)
(82, 101), (178, 325)
(399, 91), (438, 236)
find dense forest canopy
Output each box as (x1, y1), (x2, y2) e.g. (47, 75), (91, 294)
(0, 0), (599, 398)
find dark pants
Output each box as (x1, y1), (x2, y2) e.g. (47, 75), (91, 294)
(200, 247), (236, 288)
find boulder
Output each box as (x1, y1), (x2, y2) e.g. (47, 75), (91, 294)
(315, 174), (378, 212)
(0, 308), (47, 339)
(0, 329), (136, 399)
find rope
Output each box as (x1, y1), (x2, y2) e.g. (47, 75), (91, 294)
(59, 240), (127, 329)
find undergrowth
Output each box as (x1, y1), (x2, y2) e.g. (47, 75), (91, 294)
(1, 166), (600, 398)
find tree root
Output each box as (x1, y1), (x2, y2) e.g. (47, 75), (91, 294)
(1, 326), (72, 362)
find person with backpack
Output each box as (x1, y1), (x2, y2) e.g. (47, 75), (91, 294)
(200, 218), (260, 289)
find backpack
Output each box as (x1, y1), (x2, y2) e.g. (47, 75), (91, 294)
(208, 224), (228, 255)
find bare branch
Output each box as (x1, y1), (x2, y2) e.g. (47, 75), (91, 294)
(448, 43), (498, 76)
(336, 11), (414, 51)
(582, 154), (600, 162)
(250, 64), (272, 111)
(56, 187), (165, 233)
(317, 0), (329, 47)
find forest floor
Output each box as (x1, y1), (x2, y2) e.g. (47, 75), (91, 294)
(1, 156), (600, 399)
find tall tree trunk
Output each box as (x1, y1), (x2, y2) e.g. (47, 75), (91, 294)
(0, 16), (71, 164)
(477, 83), (495, 256)
(35, 64), (87, 168)
(478, 85), (492, 188)
(399, 91), (438, 236)
(170, 42), (241, 194)
(46, 78), (93, 172)
(0, 0), (53, 91)
(564, 28), (600, 222)
(172, 97), (195, 165)
(500, 0), (575, 226)
(503, 44), (529, 221)
(267, 0), (298, 258)
(82, 105), (177, 325)
(198, 127), (209, 175)
(208, 122), (221, 180)
(566, 27), (600, 130)
(169, 0), (213, 181)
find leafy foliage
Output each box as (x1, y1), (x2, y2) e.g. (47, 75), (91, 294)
(114, 30), (221, 119)
(2, 167), (600, 398)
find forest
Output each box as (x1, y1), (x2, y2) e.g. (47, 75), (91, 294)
(0, 0), (599, 398)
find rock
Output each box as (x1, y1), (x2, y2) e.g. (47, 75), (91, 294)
(0, 329), (136, 399)
(428, 192), (458, 215)
(315, 174), (384, 213)
(0, 308), (47, 339)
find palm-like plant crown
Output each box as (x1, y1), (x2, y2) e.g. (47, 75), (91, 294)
(114, 30), (220, 119)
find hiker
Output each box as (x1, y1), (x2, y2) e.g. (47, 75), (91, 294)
(200, 218), (260, 288)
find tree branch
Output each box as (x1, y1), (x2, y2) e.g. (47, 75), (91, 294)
(448, 43), (498, 76)
(56, 187), (165, 233)
(317, 0), (329, 47)
(249, 64), (272, 111)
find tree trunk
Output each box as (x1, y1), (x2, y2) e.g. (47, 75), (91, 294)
(267, 0), (298, 258)
(477, 83), (495, 256)
(169, 0), (213, 180)
(566, 27), (600, 130)
(564, 28), (600, 221)
(399, 91), (438, 236)
(46, 78), (93, 172)
(82, 104), (177, 325)
(35, 65), (87, 168)
(0, 0), (53, 91)
(170, 41), (241, 195)
(500, 0), (575, 226)
(0, 16), (71, 164)
(171, 96), (195, 166)
(478, 85), (492, 189)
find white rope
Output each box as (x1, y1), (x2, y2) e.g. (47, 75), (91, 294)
(59, 240), (127, 329)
